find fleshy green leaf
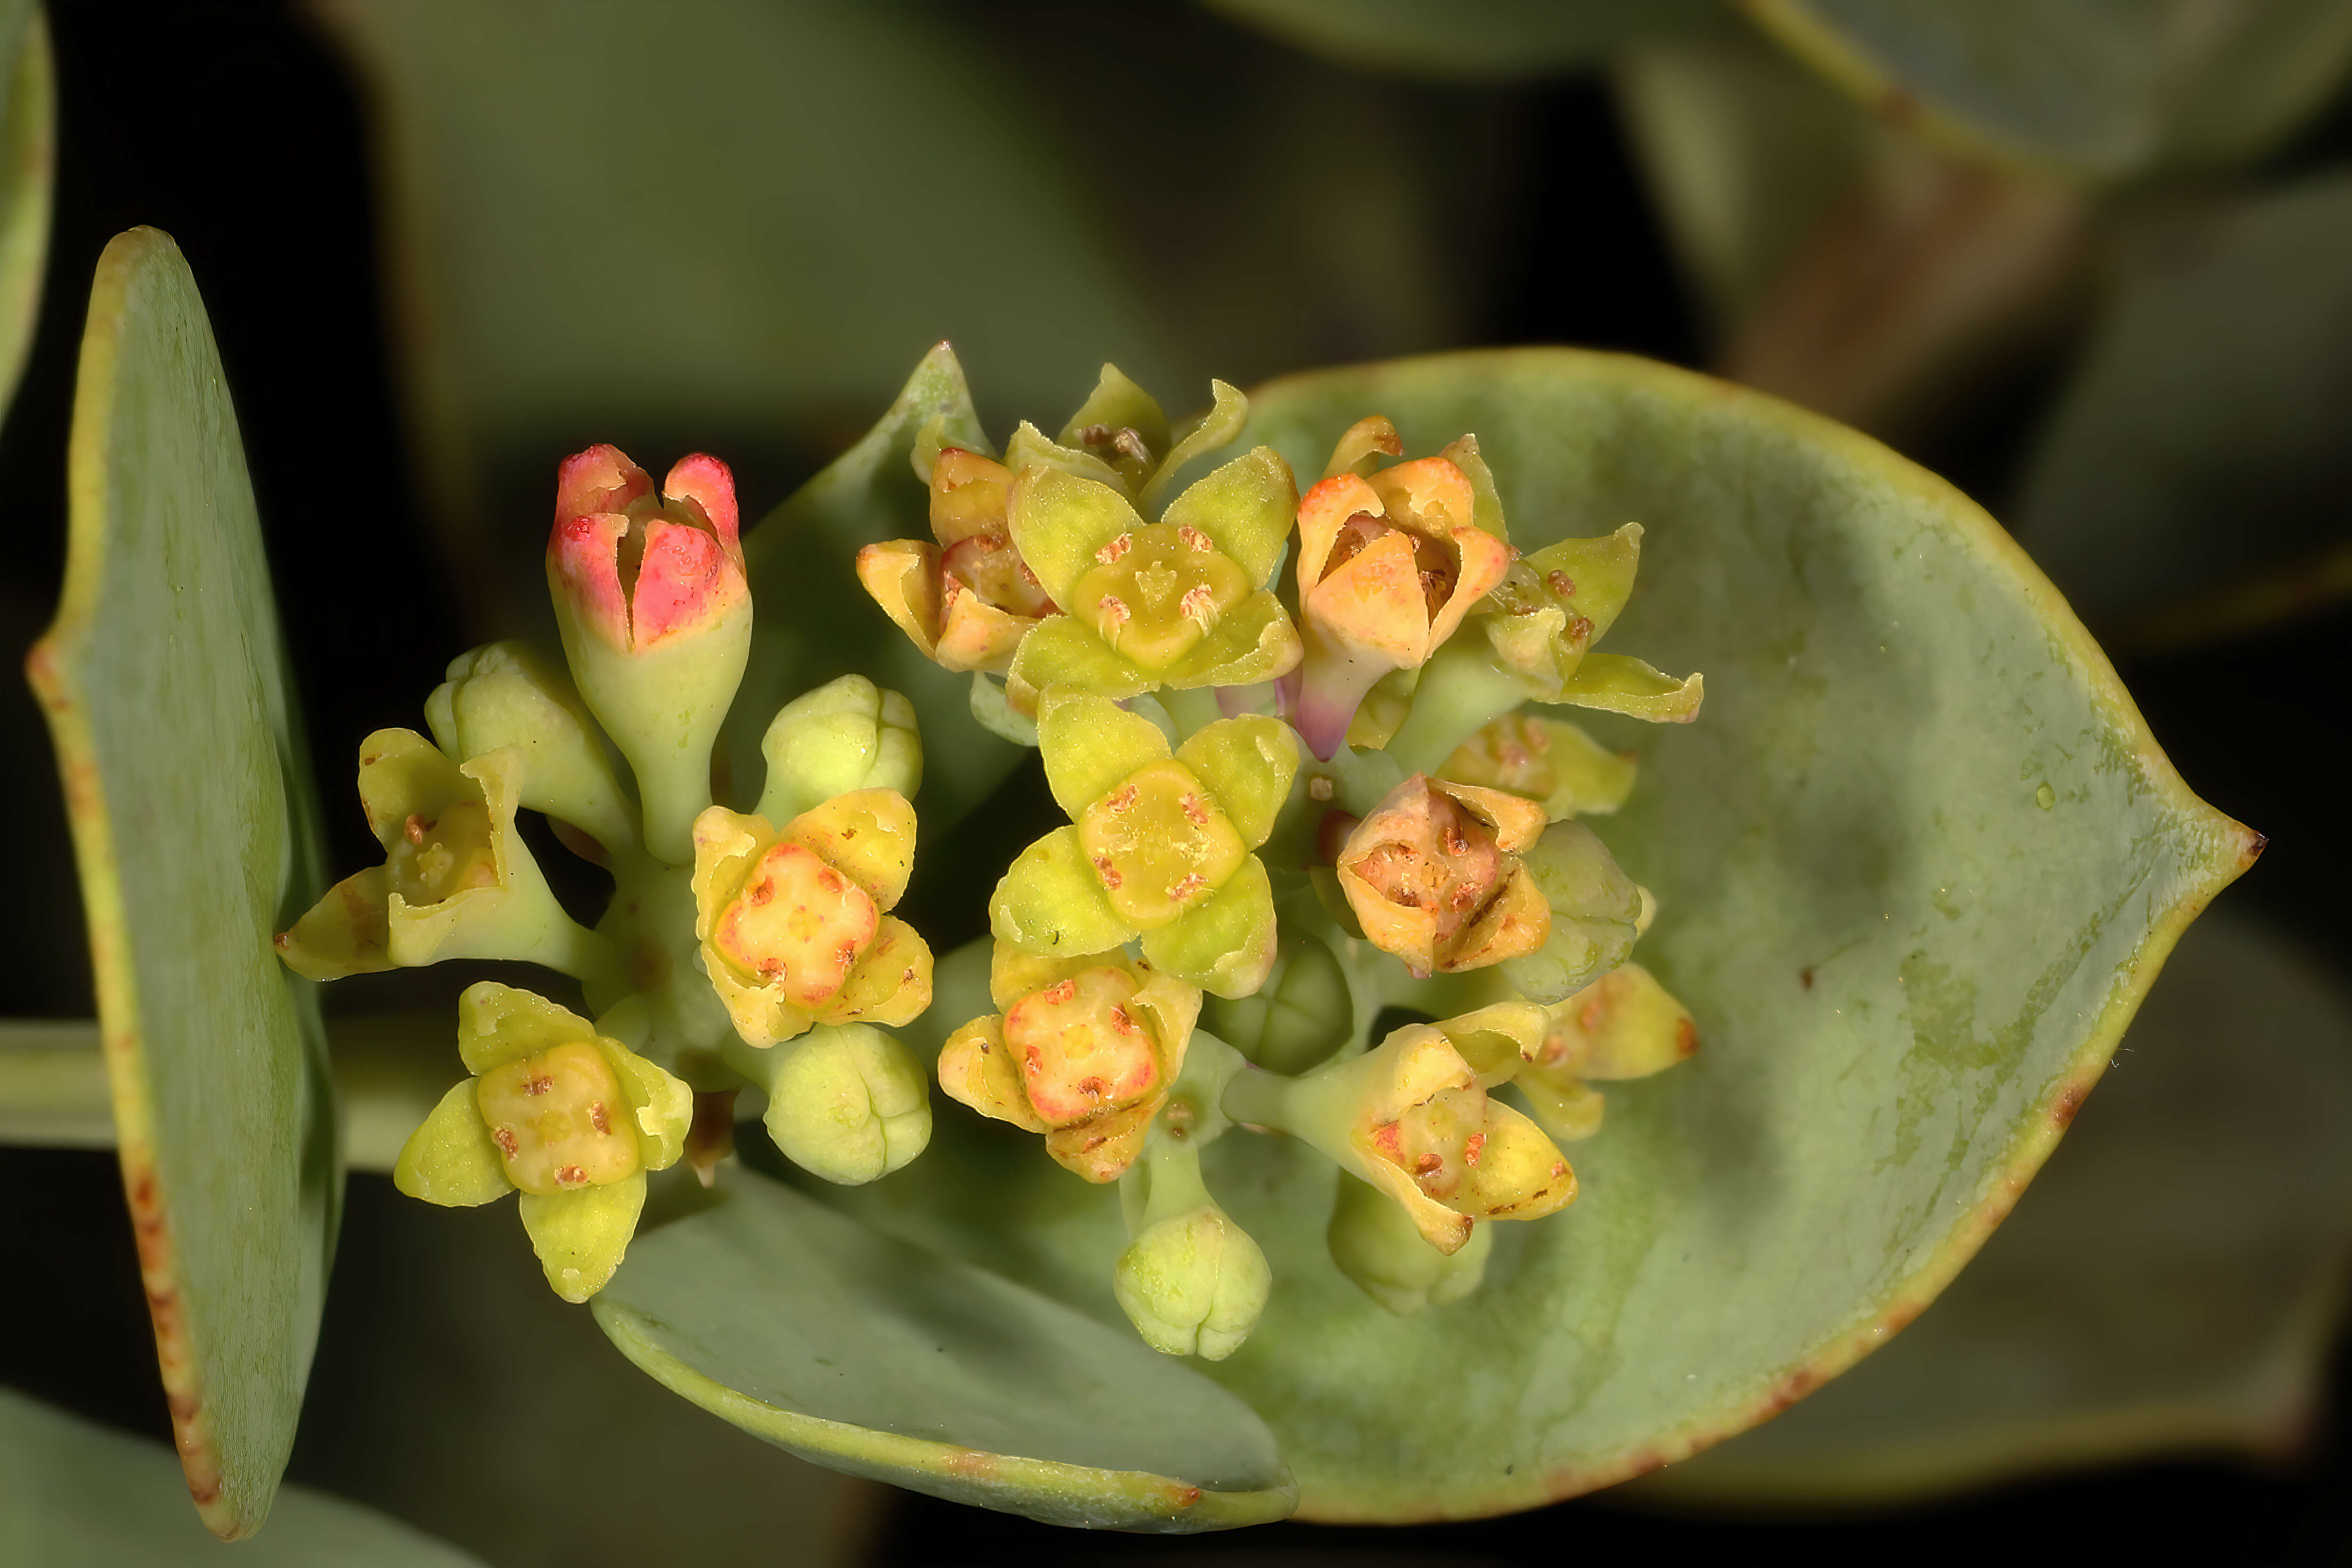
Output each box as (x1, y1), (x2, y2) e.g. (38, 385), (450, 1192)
(517, 1173), (647, 1305)
(593, 1169), (1297, 1530)
(2011, 169), (2352, 648)
(1204, 0), (1721, 79)
(0, 0), (52, 421)
(1635, 912), (2352, 1504)
(1038, 690), (1172, 819)
(834, 347), (2256, 1522)
(390, 1081), (507, 1208)
(1175, 715), (1300, 848)
(1742, 0), (2352, 180)
(0, 1388), (484, 1566)
(24, 227), (340, 1541)
(990, 826), (1136, 958)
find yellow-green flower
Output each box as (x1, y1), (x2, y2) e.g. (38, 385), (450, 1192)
(1514, 962), (1698, 1143)
(989, 692), (1296, 998)
(392, 983), (691, 1303)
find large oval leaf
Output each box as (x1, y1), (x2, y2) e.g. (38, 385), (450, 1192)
(1202, 0), (1722, 79)
(2011, 169), (2352, 648)
(23, 228), (338, 1540)
(1740, 0), (2352, 180)
(1633, 910), (2352, 1504)
(591, 1169), (1297, 1531)
(0, 1387), (482, 1566)
(823, 347), (2255, 1520)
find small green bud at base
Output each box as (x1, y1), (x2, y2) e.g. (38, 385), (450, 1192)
(1112, 1140), (1270, 1361)
(756, 673), (924, 825)
(1327, 1169), (1494, 1315)
(729, 1024), (931, 1186)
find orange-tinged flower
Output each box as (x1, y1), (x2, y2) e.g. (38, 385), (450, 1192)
(1336, 774), (1551, 977)
(857, 447), (1058, 674)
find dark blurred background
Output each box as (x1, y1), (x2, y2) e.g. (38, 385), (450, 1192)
(3, 0), (2349, 1562)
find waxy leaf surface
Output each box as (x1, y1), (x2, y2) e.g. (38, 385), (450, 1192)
(0, 1388), (482, 1566)
(829, 348), (2254, 1520)
(24, 228), (339, 1540)
(1202, 0), (1721, 79)
(593, 1169), (1297, 1531)
(1639, 911), (2352, 1503)
(0, 0), (49, 419)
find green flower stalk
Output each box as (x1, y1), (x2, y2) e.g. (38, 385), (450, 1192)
(276, 729), (614, 983)
(721, 1022), (932, 1185)
(546, 444), (751, 864)
(689, 792), (933, 1048)
(392, 982), (692, 1302)
(424, 640), (639, 856)
(937, 942), (1202, 1183)
(990, 691), (1297, 998)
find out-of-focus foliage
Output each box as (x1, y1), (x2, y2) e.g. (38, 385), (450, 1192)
(821, 346), (2254, 1522)
(0, 0), (49, 417)
(24, 229), (336, 1542)
(1638, 912), (2352, 1504)
(0, 1388), (484, 1566)
(2013, 170), (2352, 647)
(1740, 0), (2352, 180)
(1203, 0), (1721, 79)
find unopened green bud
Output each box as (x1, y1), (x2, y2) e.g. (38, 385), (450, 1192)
(756, 674), (924, 825)
(1497, 821), (1644, 1004)
(424, 641), (637, 854)
(1202, 926), (1351, 1073)
(1327, 1169), (1495, 1315)
(1111, 1137), (1270, 1361)
(727, 1024), (931, 1186)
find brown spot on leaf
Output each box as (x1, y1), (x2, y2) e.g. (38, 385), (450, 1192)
(2051, 1083), (2087, 1127)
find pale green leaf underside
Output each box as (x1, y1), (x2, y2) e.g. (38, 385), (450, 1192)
(2012, 170), (2352, 647)
(24, 228), (340, 1540)
(1638, 912), (2352, 1504)
(1742, 0), (2352, 180)
(1204, 0), (1721, 80)
(0, 1388), (482, 1566)
(0, 0), (53, 421)
(824, 347), (2254, 1521)
(592, 1171), (1296, 1531)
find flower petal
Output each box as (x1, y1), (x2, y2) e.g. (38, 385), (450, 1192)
(1141, 854), (1277, 999)
(1174, 715), (1298, 848)
(990, 825), (1138, 958)
(1037, 690), (1172, 820)
(518, 1173), (646, 1303)
(788, 788), (919, 910)
(456, 980), (599, 1076)
(1163, 590), (1303, 691)
(1552, 654), (1705, 722)
(1160, 447), (1297, 588)
(1007, 466), (1145, 603)
(392, 1079), (512, 1207)
(596, 1038), (694, 1171)
(1004, 614), (1155, 712)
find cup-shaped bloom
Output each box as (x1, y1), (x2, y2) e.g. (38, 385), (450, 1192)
(1495, 819), (1647, 1005)
(1005, 365), (1249, 512)
(1001, 447), (1302, 713)
(1221, 1019), (1576, 1253)
(1336, 773), (1551, 978)
(425, 640), (637, 854)
(1111, 1136), (1271, 1360)
(277, 729), (612, 983)
(756, 673), (923, 825)
(722, 1023), (932, 1185)
(856, 447), (1057, 674)
(1438, 712), (1637, 822)
(547, 445), (752, 863)
(1291, 427), (1512, 760)
(690, 793), (931, 1048)
(1327, 1168), (1494, 1316)
(391, 982), (691, 1302)
(937, 942), (1202, 1183)
(1515, 962), (1699, 1143)
(989, 691), (1297, 998)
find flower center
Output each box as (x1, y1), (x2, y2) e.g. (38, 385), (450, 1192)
(1068, 522), (1252, 670)
(713, 841), (880, 1008)
(1351, 794), (1508, 952)
(387, 800), (500, 906)
(1446, 714), (1558, 801)
(475, 1040), (641, 1196)
(940, 529), (1055, 618)
(1367, 1078), (1486, 1202)
(1004, 967), (1162, 1125)
(1321, 511), (1457, 621)
(1076, 759), (1247, 929)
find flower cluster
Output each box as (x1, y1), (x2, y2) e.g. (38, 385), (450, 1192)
(278, 358), (1703, 1350)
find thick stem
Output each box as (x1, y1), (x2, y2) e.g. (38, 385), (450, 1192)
(1383, 637), (1530, 776)
(1159, 684), (1225, 741)
(1128, 1136), (1214, 1238)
